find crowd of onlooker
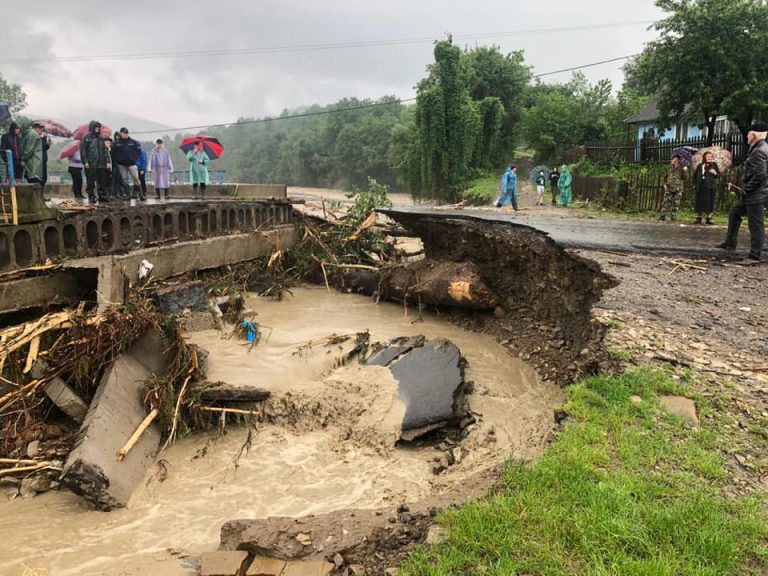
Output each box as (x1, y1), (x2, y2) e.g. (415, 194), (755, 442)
(1, 121), (211, 203)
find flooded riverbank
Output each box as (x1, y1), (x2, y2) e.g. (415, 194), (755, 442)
(0, 287), (562, 576)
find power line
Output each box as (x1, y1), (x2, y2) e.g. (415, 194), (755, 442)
(533, 54), (638, 78)
(132, 53), (637, 135)
(0, 21), (651, 65)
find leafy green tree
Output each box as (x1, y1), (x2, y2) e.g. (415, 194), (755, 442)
(630, 0), (768, 144)
(464, 46), (530, 156)
(521, 74), (614, 161)
(406, 39), (480, 201)
(0, 74), (27, 116)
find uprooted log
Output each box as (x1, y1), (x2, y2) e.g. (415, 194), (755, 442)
(341, 260), (498, 310)
(193, 381), (271, 404)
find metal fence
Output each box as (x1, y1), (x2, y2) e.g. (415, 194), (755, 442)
(573, 166), (745, 213)
(571, 132), (749, 166)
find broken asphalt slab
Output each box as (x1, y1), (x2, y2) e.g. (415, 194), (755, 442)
(366, 337), (464, 434)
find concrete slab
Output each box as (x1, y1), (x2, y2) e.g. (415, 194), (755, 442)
(44, 377), (89, 423)
(388, 338), (463, 431)
(30, 359), (89, 423)
(245, 556), (287, 575)
(200, 550), (249, 576)
(68, 226), (297, 312)
(60, 330), (168, 510)
(0, 271), (93, 316)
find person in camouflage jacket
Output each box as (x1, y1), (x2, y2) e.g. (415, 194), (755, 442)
(659, 155), (687, 221)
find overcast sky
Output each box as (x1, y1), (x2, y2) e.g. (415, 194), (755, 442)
(2, 0), (662, 132)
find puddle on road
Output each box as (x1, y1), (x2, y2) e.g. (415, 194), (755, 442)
(0, 287), (563, 576)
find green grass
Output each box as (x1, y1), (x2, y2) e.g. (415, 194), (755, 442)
(399, 370), (768, 576)
(462, 172), (499, 204)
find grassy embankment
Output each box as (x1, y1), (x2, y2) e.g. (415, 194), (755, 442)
(399, 370), (768, 575)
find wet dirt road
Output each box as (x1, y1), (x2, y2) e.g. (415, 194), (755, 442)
(381, 207), (758, 258)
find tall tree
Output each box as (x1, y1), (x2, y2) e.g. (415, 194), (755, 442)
(406, 38), (480, 201)
(631, 0), (768, 145)
(0, 74), (27, 115)
(464, 46), (530, 156)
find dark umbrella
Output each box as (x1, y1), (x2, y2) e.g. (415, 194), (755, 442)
(0, 102), (10, 125)
(179, 135), (224, 159)
(672, 145), (699, 169)
(32, 119), (73, 138)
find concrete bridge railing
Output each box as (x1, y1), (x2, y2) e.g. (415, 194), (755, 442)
(0, 200), (293, 272)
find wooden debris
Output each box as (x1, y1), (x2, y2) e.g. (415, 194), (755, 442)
(662, 258), (709, 274)
(116, 408), (159, 461)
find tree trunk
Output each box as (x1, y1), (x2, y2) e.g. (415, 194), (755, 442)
(340, 260), (498, 310)
(705, 114), (717, 146)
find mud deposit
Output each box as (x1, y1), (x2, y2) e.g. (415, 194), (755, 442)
(0, 287), (562, 576)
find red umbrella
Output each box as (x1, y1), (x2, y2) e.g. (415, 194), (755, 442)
(33, 119), (72, 138)
(72, 123), (112, 141)
(179, 135), (224, 159)
(59, 140), (81, 160)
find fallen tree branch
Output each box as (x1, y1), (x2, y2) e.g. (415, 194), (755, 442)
(116, 408), (159, 461)
(0, 461), (53, 477)
(197, 405), (256, 416)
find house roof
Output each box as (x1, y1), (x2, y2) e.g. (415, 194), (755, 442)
(624, 98), (696, 124)
(625, 99), (661, 124)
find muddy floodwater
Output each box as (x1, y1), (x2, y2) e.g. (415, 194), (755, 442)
(0, 287), (563, 576)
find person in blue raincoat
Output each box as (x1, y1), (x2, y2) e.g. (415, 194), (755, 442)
(557, 164), (573, 206)
(497, 163), (518, 211)
(187, 143), (210, 198)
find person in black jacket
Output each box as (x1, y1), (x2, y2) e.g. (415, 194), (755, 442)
(693, 151), (719, 224)
(0, 122), (23, 181)
(718, 122), (768, 263)
(549, 166), (560, 205)
(113, 127), (144, 200)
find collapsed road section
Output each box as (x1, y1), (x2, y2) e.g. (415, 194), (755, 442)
(0, 197), (618, 575)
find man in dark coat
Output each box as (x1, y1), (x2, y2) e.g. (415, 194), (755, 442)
(717, 122), (768, 263)
(113, 127), (143, 200)
(79, 121), (111, 203)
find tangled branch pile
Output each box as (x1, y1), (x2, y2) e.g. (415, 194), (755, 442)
(0, 297), (160, 458)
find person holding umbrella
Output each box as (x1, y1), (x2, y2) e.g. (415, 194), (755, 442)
(187, 142), (210, 198)
(1, 123), (23, 180)
(21, 122), (45, 187)
(180, 135), (223, 199)
(717, 122), (768, 264)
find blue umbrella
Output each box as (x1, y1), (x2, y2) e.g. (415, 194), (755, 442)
(0, 102), (10, 125)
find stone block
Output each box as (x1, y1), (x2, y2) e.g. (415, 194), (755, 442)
(60, 330), (168, 510)
(200, 550), (249, 576)
(155, 281), (209, 315)
(660, 395), (699, 426)
(245, 556), (286, 575)
(43, 376), (89, 423)
(282, 560), (335, 576)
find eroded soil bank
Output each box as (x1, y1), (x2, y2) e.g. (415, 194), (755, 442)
(0, 288), (563, 576)
(379, 211), (617, 384)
